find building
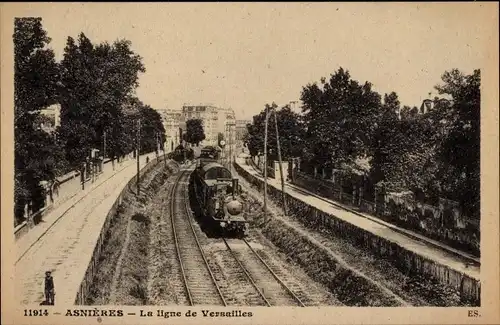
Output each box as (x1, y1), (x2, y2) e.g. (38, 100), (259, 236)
(38, 103), (61, 134)
(235, 119), (251, 141)
(156, 108), (183, 152)
(180, 104), (239, 149)
(181, 104), (219, 146)
(218, 107), (236, 147)
(419, 97), (452, 115)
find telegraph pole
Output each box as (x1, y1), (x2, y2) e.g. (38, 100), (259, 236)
(155, 131), (158, 159)
(162, 133), (167, 168)
(136, 119), (141, 194)
(263, 106), (269, 218)
(103, 130), (106, 159)
(273, 108), (287, 216)
(229, 125), (232, 167)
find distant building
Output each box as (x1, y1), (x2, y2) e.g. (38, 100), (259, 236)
(182, 104), (219, 146)
(179, 104), (239, 147)
(289, 100), (300, 111)
(38, 103), (61, 134)
(218, 107), (236, 147)
(235, 119), (251, 141)
(156, 108), (183, 152)
(419, 97), (452, 114)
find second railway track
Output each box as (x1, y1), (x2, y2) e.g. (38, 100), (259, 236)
(223, 237), (306, 307)
(169, 168), (227, 306)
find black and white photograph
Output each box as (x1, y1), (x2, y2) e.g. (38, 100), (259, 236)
(1, 3), (499, 325)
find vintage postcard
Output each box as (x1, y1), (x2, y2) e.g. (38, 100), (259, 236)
(1, 2), (499, 325)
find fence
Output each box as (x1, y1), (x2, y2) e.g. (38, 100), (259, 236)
(290, 168), (480, 257)
(14, 153), (151, 240)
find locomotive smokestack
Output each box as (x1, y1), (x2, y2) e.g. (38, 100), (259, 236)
(232, 178), (238, 197)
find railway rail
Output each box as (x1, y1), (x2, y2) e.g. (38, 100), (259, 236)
(223, 237), (306, 307)
(169, 168), (227, 306)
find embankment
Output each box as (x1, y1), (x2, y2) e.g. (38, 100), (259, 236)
(76, 156), (178, 305)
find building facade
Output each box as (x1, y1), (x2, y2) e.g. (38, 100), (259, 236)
(217, 107), (236, 147)
(419, 98), (452, 114)
(157, 108), (183, 152)
(178, 104), (241, 149)
(235, 119), (251, 141)
(181, 104), (219, 146)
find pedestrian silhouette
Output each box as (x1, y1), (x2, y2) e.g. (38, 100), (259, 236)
(44, 271), (55, 305)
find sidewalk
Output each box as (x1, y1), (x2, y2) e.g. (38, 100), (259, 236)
(15, 155), (151, 305)
(235, 157), (480, 281)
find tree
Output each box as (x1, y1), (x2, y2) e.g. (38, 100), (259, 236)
(244, 103), (306, 160)
(370, 116), (437, 194)
(185, 118), (206, 146)
(138, 103), (166, 155)
(382, 92), (400, 121)
(434, 69), (480, 217)
(58, 33), (145, 167)
(401, 105), (419, 120)
(300, 68), (382, 170)
(14, 18), (64, 223)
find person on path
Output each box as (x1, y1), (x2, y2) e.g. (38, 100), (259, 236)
(44, 271), (55, 305)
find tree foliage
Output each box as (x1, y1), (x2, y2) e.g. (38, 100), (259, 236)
(434, 69), (480, 217)
(14, 18), (64, 222)
(245, 103), (305, 160)
(58, 33), (145, 166)
(245, 66), (480, 219)
(138, 103), (166, 155)
(300, 68), (382, 168)
(185, 118), (206, 146)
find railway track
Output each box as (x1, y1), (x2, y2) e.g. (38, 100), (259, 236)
(223, 237), (306, 307)
(169, 168), (227, 306)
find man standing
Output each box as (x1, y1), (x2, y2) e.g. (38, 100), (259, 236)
(44, 271), (55, 305)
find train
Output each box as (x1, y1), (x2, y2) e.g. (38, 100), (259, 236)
(168, 145), (194, 163)
(199, 145), (221, 164)
(192, 147), (249, 236)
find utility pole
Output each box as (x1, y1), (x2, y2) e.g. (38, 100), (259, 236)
(263, 106), (269, 219)
(228, 125), (232, 168)
(155, 131), (160, 160)
(103, 130), (106, 159)
(136, 119), (141, 194)
(273, 108), (287, 216)
(162, 133), (167, 168)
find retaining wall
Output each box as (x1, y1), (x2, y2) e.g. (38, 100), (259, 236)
(234, 161), (480, 305)
(74, 155), (175, 305)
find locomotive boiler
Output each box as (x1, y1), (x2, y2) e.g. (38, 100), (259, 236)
(192, 161), (248, 235)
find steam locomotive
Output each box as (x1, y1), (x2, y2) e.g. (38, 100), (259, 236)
(192, 149), (248, 235)
(168, 145), (194, 163)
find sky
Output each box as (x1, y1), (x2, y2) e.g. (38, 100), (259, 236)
(15, 3), (494, 120)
